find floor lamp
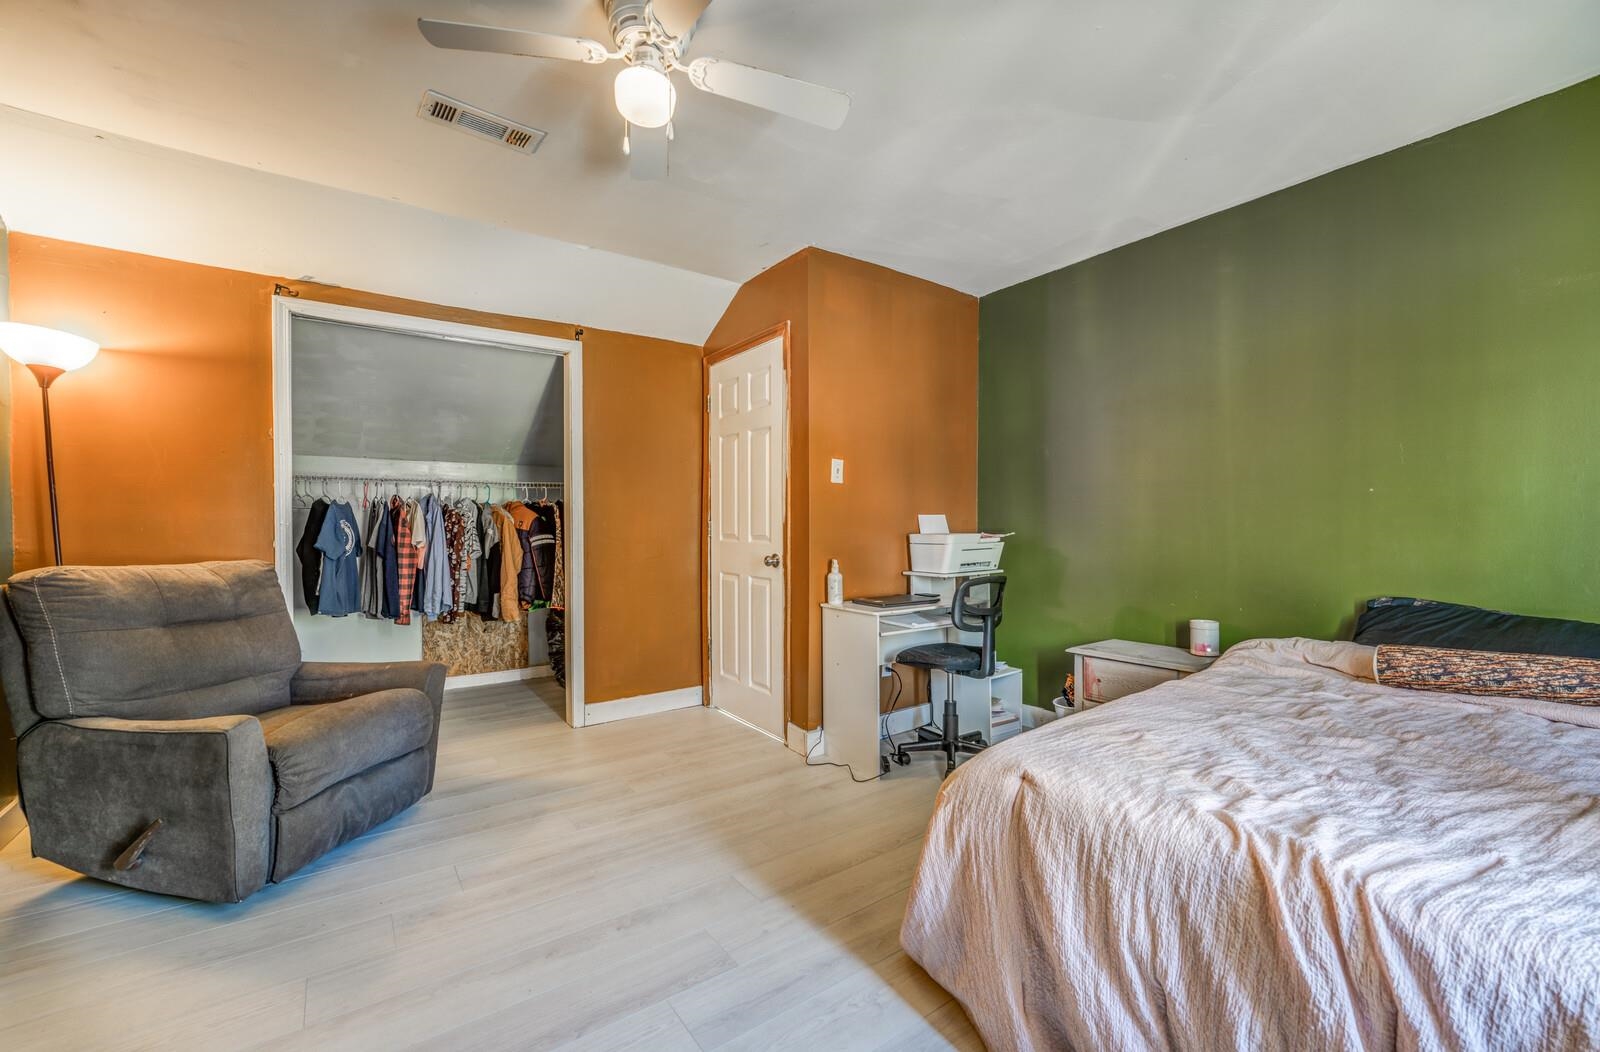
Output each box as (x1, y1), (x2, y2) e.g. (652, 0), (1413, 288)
(0, 323), (100, 566)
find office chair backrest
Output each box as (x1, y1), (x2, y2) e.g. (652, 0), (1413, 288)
(952, 574), (1006, 678)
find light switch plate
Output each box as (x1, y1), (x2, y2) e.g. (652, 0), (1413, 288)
(830, 458), (844, 484)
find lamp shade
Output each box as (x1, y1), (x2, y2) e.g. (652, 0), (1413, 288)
(614, 64), (676, 129)
(0, 322), (99, 372)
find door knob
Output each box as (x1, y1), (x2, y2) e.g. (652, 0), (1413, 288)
(763, 553), (781, 568)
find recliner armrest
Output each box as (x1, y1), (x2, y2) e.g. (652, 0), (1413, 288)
(290, 660), (446, 705)
(291, 661), (448, 791)
(17, 714), (273, 902)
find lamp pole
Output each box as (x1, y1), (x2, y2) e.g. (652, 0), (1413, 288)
(27, 364), (65, 565)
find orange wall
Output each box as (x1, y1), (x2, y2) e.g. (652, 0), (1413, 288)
(7, 235), (701, 705)
(803, 252), (978, 727)
(703, 248), (979, 729)
(8, 236), (277, 568)
(580, 327), (704, 703)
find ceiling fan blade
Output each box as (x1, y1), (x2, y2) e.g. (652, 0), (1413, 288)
(652, 0), (713, 43)
(417, 19), (609, 63)
(685, 57), (850, 130)
(626, 123), (670, 181)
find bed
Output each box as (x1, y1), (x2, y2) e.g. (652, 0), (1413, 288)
(900, 636), (1600, 1051)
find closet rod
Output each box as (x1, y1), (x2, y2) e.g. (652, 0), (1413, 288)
(293, 473), (561, 490)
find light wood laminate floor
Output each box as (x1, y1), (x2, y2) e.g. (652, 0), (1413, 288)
(0, 679), (983, 1051)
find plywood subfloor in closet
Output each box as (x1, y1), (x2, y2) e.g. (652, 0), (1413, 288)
(0, 679), (982, 1051)
(423, 611), (530, 675)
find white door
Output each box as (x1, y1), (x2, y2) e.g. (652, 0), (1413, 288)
(709, 337), (786, 740)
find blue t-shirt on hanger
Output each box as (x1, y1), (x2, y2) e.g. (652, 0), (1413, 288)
(315, 501), (363, 617)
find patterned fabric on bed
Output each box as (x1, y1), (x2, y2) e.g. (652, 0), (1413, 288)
(1375, 644), (1600, 704)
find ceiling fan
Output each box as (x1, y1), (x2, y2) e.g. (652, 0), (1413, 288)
(418, 0), (851, 178)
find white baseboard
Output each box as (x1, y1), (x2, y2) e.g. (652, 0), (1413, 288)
(786, 722), (823, 758)
(446, 665), (553, 689)
(584, 685), (703, 726)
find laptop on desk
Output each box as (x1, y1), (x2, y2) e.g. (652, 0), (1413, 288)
(854, 593), (940, 608)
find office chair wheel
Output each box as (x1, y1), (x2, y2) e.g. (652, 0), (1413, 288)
(893, 749), (911, 767)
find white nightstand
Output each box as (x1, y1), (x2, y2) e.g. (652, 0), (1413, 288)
(1066, 639), (1216, 710)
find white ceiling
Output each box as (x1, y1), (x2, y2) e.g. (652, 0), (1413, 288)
(0, 103), (736, 344)
(0, 1), (1597, 298)
(292, 317), (563, 466)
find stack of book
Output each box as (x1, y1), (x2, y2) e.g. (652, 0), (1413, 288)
(991, 699), (1020, 740)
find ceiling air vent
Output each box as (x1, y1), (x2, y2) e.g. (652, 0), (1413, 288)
(417, 90), (546, 154)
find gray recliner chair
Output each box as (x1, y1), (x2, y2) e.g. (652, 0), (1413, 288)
(0, 560), (446, 903)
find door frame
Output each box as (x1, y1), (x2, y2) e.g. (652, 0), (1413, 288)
(270, 295), (588, 727)
(702, 322), (792, 738)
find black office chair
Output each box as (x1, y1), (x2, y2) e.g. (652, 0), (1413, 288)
(891, 574), (1006, 774)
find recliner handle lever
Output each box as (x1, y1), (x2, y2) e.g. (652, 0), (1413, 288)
(113, 818), (164, 872)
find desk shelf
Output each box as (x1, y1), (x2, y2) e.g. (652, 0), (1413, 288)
(900, 570), (990, 579)
(903, 568), (1003, 607)
(931, 666), (1024, 745)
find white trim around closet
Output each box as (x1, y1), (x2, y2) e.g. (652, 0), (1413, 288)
(270, 296), (588, 727)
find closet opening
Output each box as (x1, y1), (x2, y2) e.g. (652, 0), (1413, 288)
(270, 298), (585, 726)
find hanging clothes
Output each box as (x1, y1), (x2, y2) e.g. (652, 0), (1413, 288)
(314, 501), (363, 617)
(419, 495), (451, 621)
(391, 496), (416, 626)
(454, 498), (482, 610)
(362, 498), (387, 619)
(509, 501), (538, 609)
(295, 481), (566, 631)
(439, 503), (467, 624)
(529, 502), (557, 607)
(548, 500), (566, 613)
(377, 496), (399, 620)
(493, 503), (523, 620)
(473, 503), (501, 621)
(407, 498), (428, 614)
(296, 498), (332, 615)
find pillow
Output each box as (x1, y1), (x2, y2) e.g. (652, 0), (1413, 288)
(1374, 644), (1600, 704)
(1354, 597), (1600, 659)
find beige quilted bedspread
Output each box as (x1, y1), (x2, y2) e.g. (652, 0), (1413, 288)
(901, 638), (1600, 1051)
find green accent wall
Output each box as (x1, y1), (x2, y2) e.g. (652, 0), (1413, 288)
(980, 76), (1600, 707)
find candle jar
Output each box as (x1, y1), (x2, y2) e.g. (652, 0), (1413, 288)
(1190, 619), (1220, 657)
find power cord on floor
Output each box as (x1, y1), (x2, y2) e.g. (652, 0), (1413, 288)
(804, 724), (883, 782)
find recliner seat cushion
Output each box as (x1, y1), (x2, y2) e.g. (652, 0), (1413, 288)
(4, 561), (300, 720)
(258, 688), (434, 811)
(271, 748), (430, 882)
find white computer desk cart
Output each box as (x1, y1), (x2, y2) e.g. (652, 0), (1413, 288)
(820, 592), (1022, 778)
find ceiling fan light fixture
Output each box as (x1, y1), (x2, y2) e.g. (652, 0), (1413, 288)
(614, 61), (676, 129)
